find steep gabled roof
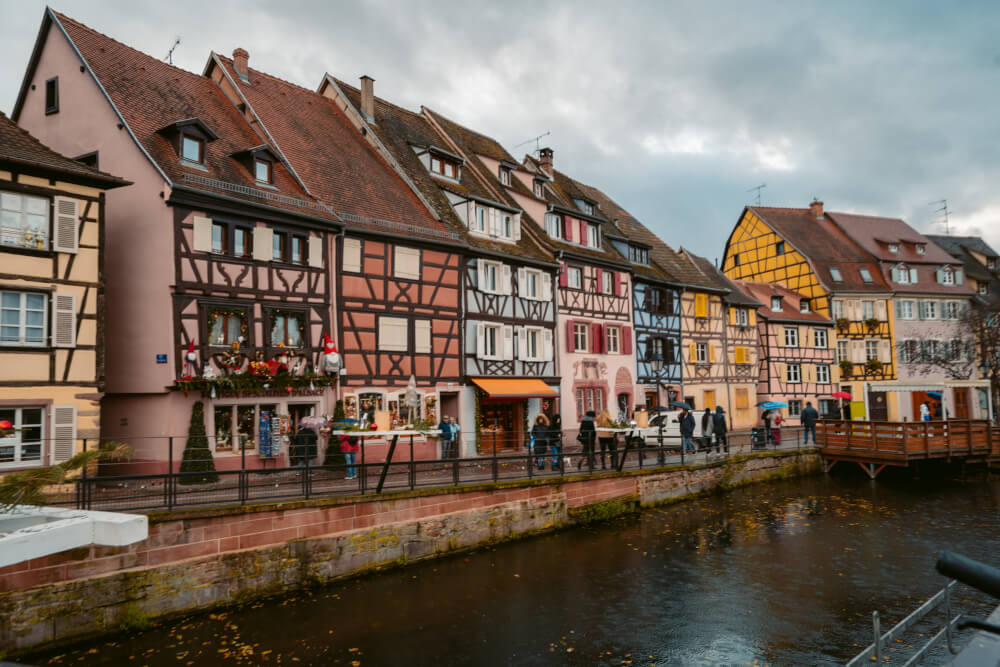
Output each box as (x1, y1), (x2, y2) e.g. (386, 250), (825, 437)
(47, 12), (338, 224)
(827, 212), (957, 265)
(685, 251), (754, 302)
(0, 111), (128, 188)
(737, 280), (832, 324)
(742, 206), (890, 293)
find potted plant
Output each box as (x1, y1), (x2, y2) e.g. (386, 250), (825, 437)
(836, 317), (850, 331)
(866, 359), (883, 373)
(864, 317), (880, 332)
(839, 360), (853, 378)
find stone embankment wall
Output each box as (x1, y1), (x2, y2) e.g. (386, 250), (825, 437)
(0, 450), (820, 655)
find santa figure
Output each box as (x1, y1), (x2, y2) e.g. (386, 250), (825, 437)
(320, 333), (342, 376)
(184, 340), (198, 378)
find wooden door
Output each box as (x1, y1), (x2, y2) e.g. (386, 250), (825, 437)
(868, 390), (888, 422)
(703, 390), (716, 410)
(953, 388), (969, 419)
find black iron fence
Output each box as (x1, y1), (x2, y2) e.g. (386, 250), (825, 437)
(28, 427), (810, 513)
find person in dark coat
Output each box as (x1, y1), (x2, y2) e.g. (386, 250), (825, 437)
(596, 410), (618, 470)
(712, 406), (728, 454)
(842, 402), (852, 421)
(678, 409), (696, 454)
(531, 414), (550, 470)
(293, 426), (318, 470)
(549, 414), (563, 470)
(800, 401), (819, 445)
(437, 415), (456, 459)
(700, 409), (714, 453)
(577, 411), (597, 470)
(762, 409), (773, 444)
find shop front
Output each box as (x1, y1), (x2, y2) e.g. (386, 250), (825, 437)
(471, 378), (559, 452)
(339, 386), (440, 462)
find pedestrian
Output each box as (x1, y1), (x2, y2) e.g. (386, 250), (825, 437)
(677, 408), (697, 454)
(762, 409), (773, 444)
(596, 410), (617, 470)
(770, 412), (783, 446)
(842, 402), (852, 421)
(549, 414), (563, 470)
(437, 415), (455, 459)
(701, 408), (714, 455)
(920, 401), (931, 422)
(712, 406), (728, 454)
(801, 401), (819, 445)
(531, 414), (550, 470)
(339, 433), (359, 479)
(577, 410), (597, 470)
(293, 425), (318, 473)
(450, 417), (462, 456)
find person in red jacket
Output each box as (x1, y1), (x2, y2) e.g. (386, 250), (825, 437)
(339, 433), (360, 479)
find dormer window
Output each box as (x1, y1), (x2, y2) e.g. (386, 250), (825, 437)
(859, 268), (873, 283)
(533, 180), (544, 197)
(940, 268), (955, 285)
(980, 283), (989, 296)
(629, 245), (649, 265)
(499, 166), (511, 186)
(545, 213), (562, 240)
(888, 243), (899, 253)
(585, 223), (600, 248)
(254, 158), (273, 184)
(430, 156), (457, 179)
(575, 199), (595, 215)
(157, 118), (218, 168)
(829, 267), (843, 282)
(771, 296), (782, 312)
(988, 259), (998, 270)
(182, 136), (204, 163)
(800, 299), (810, 313)
(893, 265), (912, 284)
(916, 244), (926, 255)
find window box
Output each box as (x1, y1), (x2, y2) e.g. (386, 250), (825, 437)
(865, 359), (883, 373)
(836, 317), (850, 331)
(839, 360), (853, 378)
(864, 317), (880, 332)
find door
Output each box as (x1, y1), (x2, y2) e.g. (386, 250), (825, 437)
(912, 391), (941, 421)
(703, 390), (716, 410)
(868, 390), (888, 422)
(953, 388), (969, 419)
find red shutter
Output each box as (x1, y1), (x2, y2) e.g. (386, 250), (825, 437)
(594, 268), (603, 293)
(566, 319), (575, 352)
(563, 217), (573, 241)
(622, 326), (633, 354)
(559, 264), (568, 287)
(579, 220), (588, 246)
(613, 272), (622, 296)
(591, 322), (603, 353)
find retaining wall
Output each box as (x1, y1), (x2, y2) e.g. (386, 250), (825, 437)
(0, 449), (820, 655)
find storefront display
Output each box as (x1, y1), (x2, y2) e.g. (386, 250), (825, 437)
(479, 400), (523, 449)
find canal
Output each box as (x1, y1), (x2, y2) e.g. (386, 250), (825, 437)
(27, 471), (1000, 666)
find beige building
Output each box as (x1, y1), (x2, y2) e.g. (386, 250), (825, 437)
(0, 112), (127, 470)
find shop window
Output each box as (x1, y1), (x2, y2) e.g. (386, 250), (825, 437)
(270, 311), (304, 348)
(208, 308), (247, 346)
(214, 404), (277, 452)
(0, 406), (43, 466)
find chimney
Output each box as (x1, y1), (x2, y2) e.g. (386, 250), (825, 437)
(539, 147), (553, 174)
(232, 48), (249, 81)
(809, 198), (824, 219)
(360, 75), (375, 121)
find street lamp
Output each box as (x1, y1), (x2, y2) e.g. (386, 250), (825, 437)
(648, 353), (666, 464)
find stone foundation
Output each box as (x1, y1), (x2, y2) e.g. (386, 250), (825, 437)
(0, 449), (819, 656)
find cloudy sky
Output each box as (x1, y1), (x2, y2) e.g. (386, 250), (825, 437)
(2, 1), (998, 261)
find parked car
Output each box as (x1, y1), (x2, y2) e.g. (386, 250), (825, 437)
(626, 411), (705, 452)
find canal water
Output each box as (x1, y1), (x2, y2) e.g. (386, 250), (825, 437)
(26, 471), (1000, 666)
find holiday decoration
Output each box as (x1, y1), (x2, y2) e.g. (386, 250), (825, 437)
(179, 401), (218, 484)
(0, 420), (14, 437)
(320, 333), (342, 376)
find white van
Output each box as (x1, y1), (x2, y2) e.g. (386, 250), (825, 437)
(626, 410), (705, 451)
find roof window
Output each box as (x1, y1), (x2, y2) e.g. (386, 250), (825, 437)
(771, 296), (782, 312)
(829, 267), (843, 282)
(916, 244), (926, 255)
(157, 118), (218, 167)
(859, 268), (873, 283)
(499, 166), (511, 186)
(888, 243), (899, 253)
(800, 299), (810, 313)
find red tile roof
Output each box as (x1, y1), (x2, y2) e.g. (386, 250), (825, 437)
(52, 12), (338, 223)
(0, 111), (128, 187)
(826, 212), (957, 265)
(737, 280), (833, 324)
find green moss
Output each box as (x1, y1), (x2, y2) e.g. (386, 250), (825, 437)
(568, 495), (639, 524)
(118, 605), (152, 632)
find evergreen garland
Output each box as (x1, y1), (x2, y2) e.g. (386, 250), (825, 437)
(324, 399), (347, 470)
(179, 401), (219, 484)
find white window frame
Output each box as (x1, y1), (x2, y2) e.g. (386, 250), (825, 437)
(394, 246), (421, 280)
(800, 299), (810, 313)
(771, 296), (782, 312)
(696, 342), (708, 363)
(832, 300), (843, 319)
(482, 323), (501, 360)
(735, 308), (749, 326)
(602, 271), (613, 294)
(814, 329), (828, 348)
(480, 260), (500, 294)
(378, 316), (409, 352)
(0, 290), (48, 347)
(784, 326), (799, 348)
(786, 363), (801, 384)
(899, 300), (914, 320)
(865, 340), (879, 362)
(916, 244), (926, 255)
(816, 364), (831, 384)
(836, 340), (848, 363)
(522, 268), (541, 299)
(545, 213), (562, 239)
(568, 267), (582, 289)
(923, 301), (938, 320)
(979, 283), (989, 296)
(859, 268), (873, 283)
(499, 167), (511, 186)
(941, 269), (955, 285)
(862, 301), (874, 320)
(888, 243), (899, 254)
(945, 301), (960, 320)
(788, 400), (802, 417)
(573, 322), (588, 352)
(606, 326), (620, 354)
(587, 224), (600, 248)
(520, 326), (544, 361)
(0, 191), (50, 251)
(830, 267), (843, 282)
(0, 406), (45, 468)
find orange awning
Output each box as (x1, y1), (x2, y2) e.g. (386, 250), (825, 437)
(471, 378), (558, 399)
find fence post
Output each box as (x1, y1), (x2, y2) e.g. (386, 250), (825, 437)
(409, 434), (415, 491)
(492, 424), (498, 483)
(79, 438), (87, 510)
(167, 437), (174, 510)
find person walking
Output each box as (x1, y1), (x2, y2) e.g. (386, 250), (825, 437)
(596, 410), (616, 470)
(577, 411), (597, 470)
(678, 408), (697, 455)
(437, 415), (455, 459)
(338, 433), (359, 480)
(531, 414), (550, 470)
(801, 401), (819, 445)
(842, 402), (852, 421)
(700, 408), (714, 455)
(762, 409), (773, 444)
(920, 401), (931, 422)
(549, 414), (563, 470)
(770, 411), (783, 446)
(712, 406), (728, 454)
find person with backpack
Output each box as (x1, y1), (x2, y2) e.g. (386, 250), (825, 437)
(712, 406), (728, 454)
(577, 411), (597, 470)
(700, 408), (714, 455)
(338, 432), (359, 480)
(678, 408), (696, 455)
(531, 414), (550, 470)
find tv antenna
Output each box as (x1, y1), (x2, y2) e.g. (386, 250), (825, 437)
(929, 199), (951, 235)
(165, 36), (181, 65)
(747, 183), (766, 206)
(514, 131), (551, 155)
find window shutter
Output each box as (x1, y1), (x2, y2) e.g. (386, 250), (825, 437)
(513, 214), (521, 241)
(342, 237), (361, 272)
(253, 226), (273, 261)
(415, 320), (431, 353)
(955, 268), (963, 285)
(563, 217), (574, 242)
(874, 301), (887, 321)
(52, 196), (79, 254)
(594, 268), (603, 292)
(622, 326), (632, 355)
(307, 236), (322, 268)
(614, 272), (622, 297)
(695, 294), (707, 318)
(850, 340), (863, 363)
(579, 220), (588, 246)
(517, 268), (526, 297)
(728, 308), (736, 325)
(591, 323), (603, 353)
(542, 273), (553, 301)
(878, 340), (892, 363)
(936, 268), (944, 284)
(477, 260), (487, 291)
(689, 343), (697, 362)
(503, 325), (514, 361)
(543, 328), (554, 361)
(735, 346), (746, 364)
(709, 344), (716, 363)
(192, 215), (213, 252)
(501, 264), (512, 295)
(777, 363), (786, 383)
(50, 404), (77, 463)
(476, 323), (485, 359)
(909, 268), (918, 284)
(918, 302), (927, 320)
(748, 309), (756, 327)
(467, 201), (476, 227)
(559, 265), (568, 288)
(895, 300), (903, 319)
(566, 320), (575, 353)
(52, 292), (76, 348)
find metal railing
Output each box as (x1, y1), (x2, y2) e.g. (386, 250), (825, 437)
(30, 428), (814, 514)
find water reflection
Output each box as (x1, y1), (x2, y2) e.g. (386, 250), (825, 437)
(27, 472), (1000, 666)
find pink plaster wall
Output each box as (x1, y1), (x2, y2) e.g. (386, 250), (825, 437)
(17, 23), (175, 395)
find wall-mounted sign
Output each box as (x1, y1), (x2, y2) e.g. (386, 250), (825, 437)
(156, 354), (168, 364)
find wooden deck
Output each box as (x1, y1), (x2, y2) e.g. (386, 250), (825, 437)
(817, 419), (1000, 478)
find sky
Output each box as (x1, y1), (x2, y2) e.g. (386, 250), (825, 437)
(1, 1), (998, 262)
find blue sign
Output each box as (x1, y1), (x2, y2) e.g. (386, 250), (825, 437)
(155, 354), (168, 364)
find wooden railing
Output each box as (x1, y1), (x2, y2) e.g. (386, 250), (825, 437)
(816, 419), (1000, 464)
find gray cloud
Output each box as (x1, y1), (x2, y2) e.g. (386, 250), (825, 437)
(2, 0), (998, 257)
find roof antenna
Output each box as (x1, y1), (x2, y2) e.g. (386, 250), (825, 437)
(514, 131), (551, 155)
(929, 199), (951, 235)
(747, 183), (766, 206)
(165, 36), (181, 65)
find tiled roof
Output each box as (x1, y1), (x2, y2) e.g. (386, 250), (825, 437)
(327, 79), (552, 263)
(0, 111), (128, 187)
(53, 13), (338, 223)
(927, 234), (999, 281)
(213, 58), (450, 239)
(745, 206), (891, 293)
(827, 211), (957, 265)
(686, 252), (758, 304)
(737, 280), (832, 323)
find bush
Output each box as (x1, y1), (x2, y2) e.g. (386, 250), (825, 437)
(179, 401), (218, 484)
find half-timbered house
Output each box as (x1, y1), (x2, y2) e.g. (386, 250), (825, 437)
(15, 11), (343, 470)
(206, 53), (465, 449)
(0, 112), (128, 471)
(738, 281), (837, 423)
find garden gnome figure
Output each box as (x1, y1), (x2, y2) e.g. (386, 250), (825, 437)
(320, 333), (342, 377)
(404, 375), (420, 424)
